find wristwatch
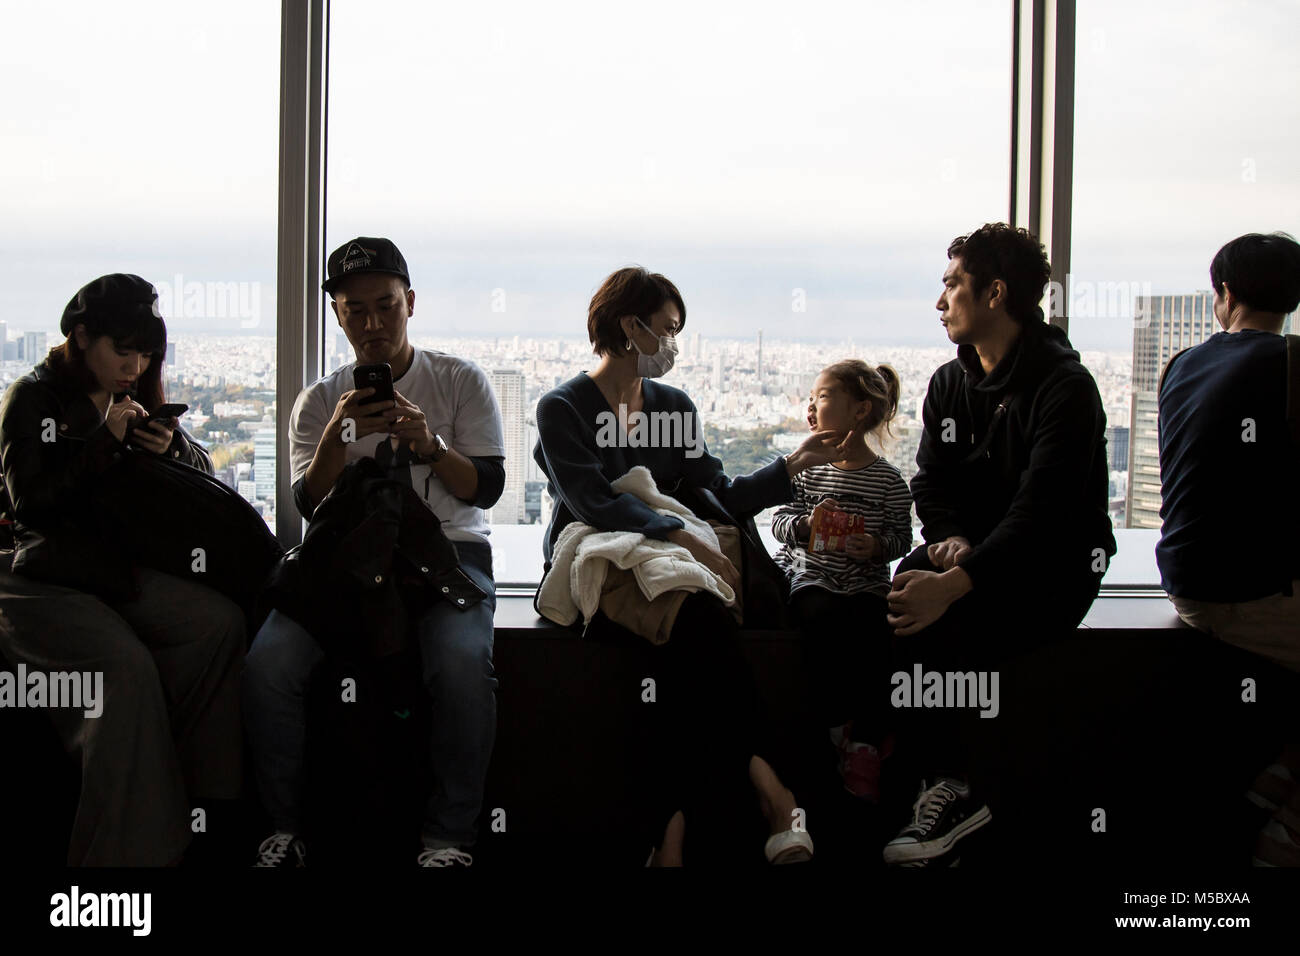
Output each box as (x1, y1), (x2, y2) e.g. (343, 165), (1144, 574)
(419, 433), (449, 464)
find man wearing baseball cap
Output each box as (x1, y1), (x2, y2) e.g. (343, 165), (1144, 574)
(243, 237), (506, 867)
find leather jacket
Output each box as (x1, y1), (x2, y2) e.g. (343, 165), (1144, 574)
(0, 360), (211, 599)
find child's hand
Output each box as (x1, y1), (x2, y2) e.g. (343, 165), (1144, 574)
(798, 498), (840, 542)
(846, 533), (879, 564)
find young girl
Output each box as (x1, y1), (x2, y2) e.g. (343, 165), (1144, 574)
(772, 359), (914, 801)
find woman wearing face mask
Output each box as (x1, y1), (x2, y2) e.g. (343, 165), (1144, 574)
(0, 273), (244, 866)
(534, 266), (851, 865)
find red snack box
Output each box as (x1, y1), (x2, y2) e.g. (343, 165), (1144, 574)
(808, 504), (865, 553)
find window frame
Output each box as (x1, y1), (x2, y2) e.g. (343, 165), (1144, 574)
(275, 1), (1112, 590)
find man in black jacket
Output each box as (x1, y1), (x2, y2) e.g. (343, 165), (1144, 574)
(882, 223), (1115, 866)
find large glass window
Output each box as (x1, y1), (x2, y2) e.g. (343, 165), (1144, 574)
(1, 2), (281, 525)
(328, 0), (1011, 585)
(1072, 0), (1300, 588)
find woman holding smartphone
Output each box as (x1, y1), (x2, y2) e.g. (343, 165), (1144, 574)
(0, 273), (244, 866)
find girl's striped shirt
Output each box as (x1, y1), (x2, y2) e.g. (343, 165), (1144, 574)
(772, 457), (914, 597)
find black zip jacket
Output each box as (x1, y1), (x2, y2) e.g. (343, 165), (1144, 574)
(910, 320), (1116, 598)
(0, 360), (211, 599)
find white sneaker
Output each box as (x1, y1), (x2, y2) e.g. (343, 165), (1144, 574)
(418, 847), (473, 867)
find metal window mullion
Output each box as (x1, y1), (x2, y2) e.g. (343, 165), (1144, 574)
(275, 0), (328, 547)
(1010, 0), (1076, 333)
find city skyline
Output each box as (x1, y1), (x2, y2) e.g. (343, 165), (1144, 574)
(0, 328), (1136, 537)
(7, 2), (1297, 356)
(1, 261), (1238, 354)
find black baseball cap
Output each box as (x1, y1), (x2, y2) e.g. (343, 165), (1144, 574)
(322, 237), (410, 295)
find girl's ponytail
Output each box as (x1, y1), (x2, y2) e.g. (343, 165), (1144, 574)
(821, 359), (902, 444)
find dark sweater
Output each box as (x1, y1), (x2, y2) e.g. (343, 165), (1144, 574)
(1157, 330), (1297, 601)
(534, 373), (794, 564)
(910, 321), (1116, 598)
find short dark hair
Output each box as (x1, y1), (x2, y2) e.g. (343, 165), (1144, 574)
(947, 223), (1051, 326)
(587, 266), (686, 357)
(1209, 232), (1300, 314)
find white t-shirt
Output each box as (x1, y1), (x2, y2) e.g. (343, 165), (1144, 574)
(288, 348), (506, 543)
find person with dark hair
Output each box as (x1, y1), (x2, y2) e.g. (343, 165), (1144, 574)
(0, 273), (245, 866)
(1157, 231), (1300, 867)
(881, 224), (1114, 865)
(771, 359), (913, 802)
(534, 265), (852, 864)
(1158, 231), (1300, 656)
(243, 237), (506, 868)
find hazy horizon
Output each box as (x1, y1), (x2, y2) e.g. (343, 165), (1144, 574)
(3, 1), (1296, 353)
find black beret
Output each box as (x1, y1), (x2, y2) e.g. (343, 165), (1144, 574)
(61, 274), (160, 336)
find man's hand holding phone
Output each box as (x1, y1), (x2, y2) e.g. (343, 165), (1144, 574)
(387, 389), (437, 457)
(327, 386), (400, 447)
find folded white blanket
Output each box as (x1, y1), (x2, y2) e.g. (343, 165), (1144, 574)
(536, 466), (736, 627)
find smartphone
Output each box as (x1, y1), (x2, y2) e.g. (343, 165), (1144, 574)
(144, 403), (189, 425)
(353, 363), (395, 403)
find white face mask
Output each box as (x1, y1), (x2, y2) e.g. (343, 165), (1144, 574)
(631, 317), (678, 378)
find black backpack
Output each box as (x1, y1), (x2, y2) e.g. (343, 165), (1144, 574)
(94, 450), (284, 626)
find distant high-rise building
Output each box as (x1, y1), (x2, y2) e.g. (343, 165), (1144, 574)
(712, 353), (724, 393)
(756, 329), (763, 396)
(525, 420), (545, 483)
(0, 321), (8, 353)
(254, 428), (277, 504)
(1125, 293), (1292, 528)
(1106, 424), (1130, 475)
(165, 342), (177, 367)
(689, 331), (700, 361)
(487, 368), (527, 524)
(22, 332), (47, 364)
(524, 480), (544, 524)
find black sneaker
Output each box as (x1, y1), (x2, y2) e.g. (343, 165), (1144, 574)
(883, 777), (991, 864)
(899, 854), (962, 868)
(417, 847), (473, 867)
(253, 832), (307, 867)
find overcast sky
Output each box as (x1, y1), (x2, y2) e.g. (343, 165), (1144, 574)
(2, 1), (1296, 350)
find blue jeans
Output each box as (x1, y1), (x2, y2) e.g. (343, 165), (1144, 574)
(243, 541), (496, 849)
